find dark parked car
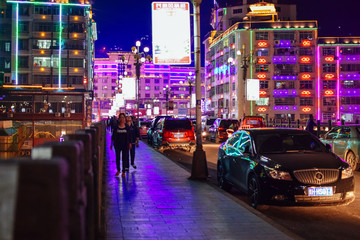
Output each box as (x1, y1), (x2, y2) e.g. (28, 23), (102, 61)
(151, 118), (195, 151)
(209, 119), (239, 143)
(321, 125), (360, 171)
(217, 128), (355, 208)
(147, 115), (170, 145)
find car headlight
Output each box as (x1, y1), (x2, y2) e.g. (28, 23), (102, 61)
(264, 167), (292, 181)
(202, 131), (206, 136)
(341, 167), (353, 179)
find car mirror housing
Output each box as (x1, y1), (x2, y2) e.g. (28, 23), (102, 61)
(325, 143), (332, 151)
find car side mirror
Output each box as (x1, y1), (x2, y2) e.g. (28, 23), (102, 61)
(325, 143), (332, 151)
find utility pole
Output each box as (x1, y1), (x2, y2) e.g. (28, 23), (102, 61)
(190, 0), (208, 180)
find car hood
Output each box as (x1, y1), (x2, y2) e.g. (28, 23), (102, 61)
(260, 152), (348, 171)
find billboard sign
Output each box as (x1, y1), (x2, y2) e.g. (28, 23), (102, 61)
(122, 78), (136, 100)
(152, 2), (191, 65)
(246, 79), (260, 101)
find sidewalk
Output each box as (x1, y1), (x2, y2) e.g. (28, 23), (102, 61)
(103, 132), (296, 240)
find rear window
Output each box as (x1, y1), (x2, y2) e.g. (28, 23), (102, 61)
(140, 122), (151, 127)
(164, 119), (192, 130)
(206, 118), (216, 125)
(219, 120), (239, 129)
(246, 119), (261, 125)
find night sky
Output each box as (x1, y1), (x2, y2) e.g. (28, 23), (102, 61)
(92, 0), (360, 59)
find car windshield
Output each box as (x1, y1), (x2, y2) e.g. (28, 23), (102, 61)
(255, 133), (326, 154)
(219, 120), (238, 129)
(164, 119), (192, 130)
(246, 119), (261, 125)
(140, 122), (150, 127)
(206, 118), (216, 125)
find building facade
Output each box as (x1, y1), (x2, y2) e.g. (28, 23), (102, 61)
(93, 51), (205, 120)
(0, 0), (96, 155)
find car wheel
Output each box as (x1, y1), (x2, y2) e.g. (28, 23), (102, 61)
(346, 151), (359, 171)
(248, 175), (262, 208)
(217, 161), (231, 191)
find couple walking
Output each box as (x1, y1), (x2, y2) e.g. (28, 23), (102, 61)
(110, 113), (140, 177)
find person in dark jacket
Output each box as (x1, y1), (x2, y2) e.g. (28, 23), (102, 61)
(126, 116), (140, 169)
(110, 113), (131, 177)
(305, 114), (316, 136)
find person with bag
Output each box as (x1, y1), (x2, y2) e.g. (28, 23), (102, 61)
(126, 115), (140, 169)
(110, 113), (131, 177)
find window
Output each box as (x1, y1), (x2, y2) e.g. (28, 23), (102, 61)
(323, 47), (336, 56)
(34, 57), (54, 67)
(19, 56), (29, 68)
(299, 48), (313, 56)
(18, 74), (28, 84)
(300, 81), (313, 89)
(275, 97), (296, 105)
(163, 79), (169, 84)
(341, 97), (360, 105)
(323, 97), (336, 106)
(260, 81), (268, 89)
(19, 21), (29, 33)
(274, 48), (296, 55)
(34, 40), (58, 49)
(322, 64), (336, 73)
(275, 81), (295, 89)
(61, 59), (83, 67)
(299, 31), (313, 40)
(34, 6), (59, 15)
(5, 42), (10, 52)
(255, 64), (269, 72)
(274, 32), (295, 40)
(155, 79), (160, 84)
(300, 97), (313, 106)
(145, 79), (150, 83)
(19, 39), (29, 50)
(341, 47), (360, 55)
(145, 86), (150, 90)
(145, 93), (150, 98)
(323, 80), (336, 89)
(256, 48), (269, 56)
(274, 64), (295, 75)
(233, 8), (242, 14)
(341, 64), (360, 72)
(102, 79), (108, 83)
(300, 65), (313, 73)
(154, 86), (160, 90)
(255, 32), (268, 40)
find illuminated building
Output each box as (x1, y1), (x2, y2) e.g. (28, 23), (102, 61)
(211, 0), (297, 32)
(93, 51), (205, 119)
(204, 1), (317, 122)
(0, 0), (96, 155)
(0, 0), (11, 85)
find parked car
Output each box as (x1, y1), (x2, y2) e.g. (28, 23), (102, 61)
(151, 118), (195, 151)
(209, 119), (239, 143)
(139, 120), (151, 139)
(321, 125), (360, 171)
(147, 115), (170, 145)
(217, 128), (355, 208)
(240, 116), (265, 129)
(202, 117), (217, 140)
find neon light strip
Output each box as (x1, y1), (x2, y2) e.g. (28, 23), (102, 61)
(258, 28), (317, 31)
(15, 3), (19, 85)
(7, 1), (90, 7)
(58, 4), (62, 89)
(336, 46), (340, 120)
(316, 46), (321, 121)
(250, 30), (253, 116)
(318, 44), (359, 46)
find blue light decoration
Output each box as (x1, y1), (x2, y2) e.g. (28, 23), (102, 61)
(274, 40), (291, 47)
(214, 64), (228, 75)
(273, 56), (297, 63)
(273, 106), (298, 111)
(273, 89), (297, 97)
(273, 75), (297, 80)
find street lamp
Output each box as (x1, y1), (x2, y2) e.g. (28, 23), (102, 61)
(237, 44), (253, 117)
(188, 72), (193, 119)
(227, 57), (234, 118)
(163, 85), (171, 116)
(132, 41), (152, 126)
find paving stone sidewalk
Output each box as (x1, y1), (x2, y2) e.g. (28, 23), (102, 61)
(103, 132), (296, 240)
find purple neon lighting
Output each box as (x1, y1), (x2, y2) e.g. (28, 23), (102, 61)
(273, 90), (297, 96)
(340, 105), (360, 112)
(274, 40), (291, 47)
(273, 106), (298, 111)
(339, 89), (360, 96)
(316, 46), (321, 121)
(336, 46), (340, 120)
(273, 76), (297, 80)
(273, 56), (297, 63)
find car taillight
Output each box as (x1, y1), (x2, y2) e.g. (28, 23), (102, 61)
(186, 130), (195, 139)
(218, 127), (225, 131)
(163, 130), (171, 138)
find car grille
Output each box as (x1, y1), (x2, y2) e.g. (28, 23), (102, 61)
(293, 169), (339, 185)
(295, 193), (342, 203)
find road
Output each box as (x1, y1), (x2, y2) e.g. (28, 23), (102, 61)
(146, 140), (360, 240)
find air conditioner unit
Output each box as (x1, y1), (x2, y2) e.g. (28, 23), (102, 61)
(64, 113), (71, 117)
(55, 112), (61, 117)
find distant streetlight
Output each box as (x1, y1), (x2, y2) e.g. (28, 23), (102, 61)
(163, 85), (171, 116)
(188, 72), (193, 119)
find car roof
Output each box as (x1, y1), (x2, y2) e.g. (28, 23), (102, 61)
(241, 128), (307, 135)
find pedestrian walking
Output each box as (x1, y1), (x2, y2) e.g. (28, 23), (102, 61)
(126, 115), (140, 169)
(305, 114), (316, 136)
(110, 113), (131, 177)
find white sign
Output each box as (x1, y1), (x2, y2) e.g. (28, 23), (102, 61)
(246, 79), (260, 101)
(152, 2), (191, 65)
(122, 78), (136, 100)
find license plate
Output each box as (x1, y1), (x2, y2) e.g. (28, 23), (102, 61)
(308, 187), (333, 196)
(174, 134), (184, 138)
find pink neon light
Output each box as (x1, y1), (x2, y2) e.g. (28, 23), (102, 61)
(316, 46), (321, 121)
(336, 46), (340, 120)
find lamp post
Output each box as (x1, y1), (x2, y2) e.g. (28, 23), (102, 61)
(237, 44), (252, 117)
(163, 85), (170, 116)
(188, 72), (193, 119)
(132, 41), (151, 126)
(227, 57), (234, 118)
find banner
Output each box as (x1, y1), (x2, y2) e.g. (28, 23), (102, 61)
(122, 78), (136, 100)
(152, 2), (191, 65)
(246, 79), (260, 101)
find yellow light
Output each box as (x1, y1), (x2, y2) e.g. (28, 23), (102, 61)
(74, 16), (78, 20)
(41, 32), (45, 37)
(74, 51), (78, 55)
(74, 34), (78, 38)
(42, 15), (46, 19)
(40, 67), (45, 71)
(74, 68), (78, 72)
(41, 50), (45, 54)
